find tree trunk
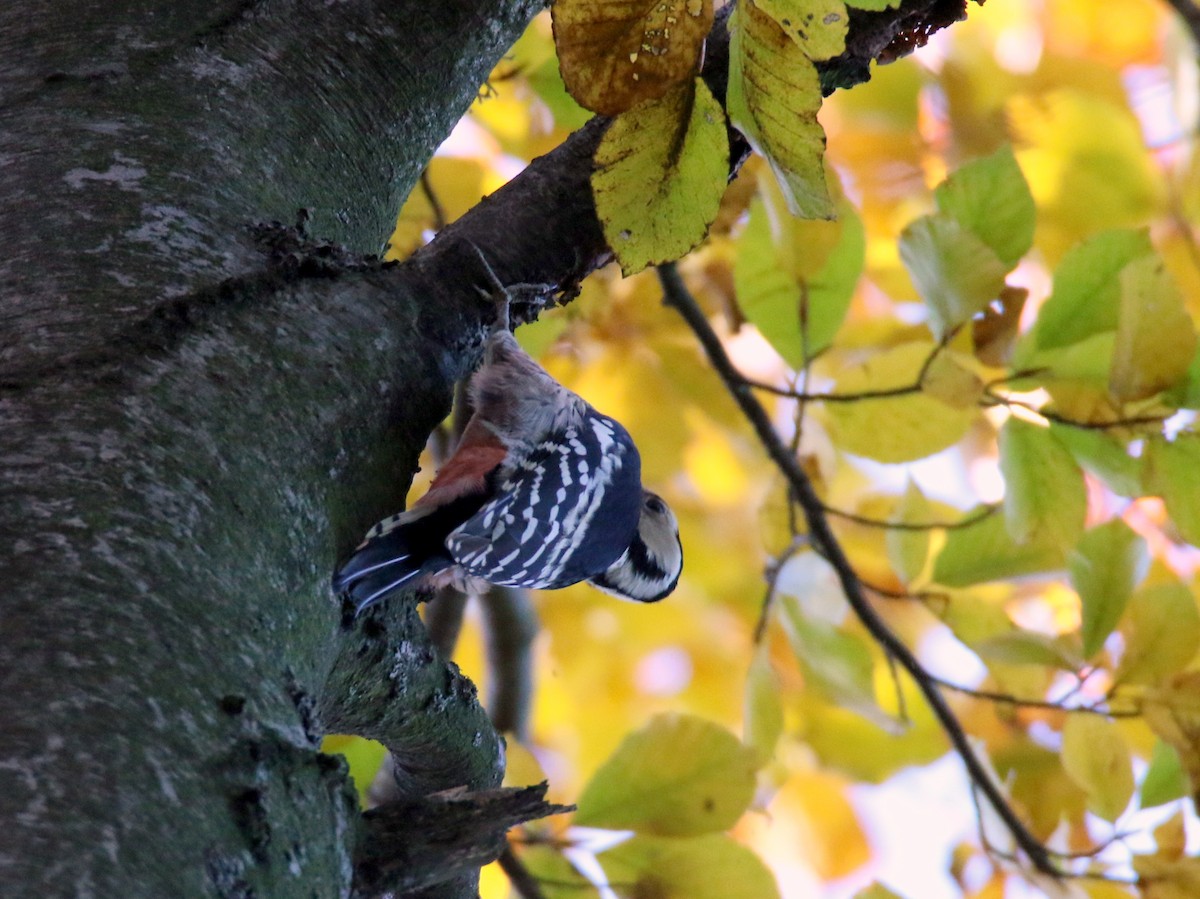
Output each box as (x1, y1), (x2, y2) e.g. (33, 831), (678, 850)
(0, 2), (540, 896)
(0, 0), (971, 894)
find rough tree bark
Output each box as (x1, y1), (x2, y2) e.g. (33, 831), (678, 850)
(0, 0), (967, 896)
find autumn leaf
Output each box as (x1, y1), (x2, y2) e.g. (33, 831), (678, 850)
(756, 0), (848, 61)
(1110, 254), (1197, 401)
(552, 0), (713, 116)
(728, 0), (833, 218)
(998, 418), (1086, 549)
(574, 713), (759, 835)
(593, 79), (729, 275)
(1061, 715), (1134, 822)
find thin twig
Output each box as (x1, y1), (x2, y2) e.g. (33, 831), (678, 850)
(657, 262), (1061, 878)
(497, 845), (548, 899)
(823, 502), (998, 532)
(982, 391), (1168, 431)
(754, 536), (809, 644)
(930, 676), (1141, 718)
(420, 168), (448, 232)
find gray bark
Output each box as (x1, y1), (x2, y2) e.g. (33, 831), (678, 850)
(0, 1), (541, 896)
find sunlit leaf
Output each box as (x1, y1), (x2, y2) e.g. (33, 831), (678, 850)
(934, 145), (1035, 267)
(1143, 672), (1200, 808)
(756, 0), (848, 61)
(1117, 580), (1200, 686)
(745, 648), (784, 764)
(728, 1), (833, 218)
(780, 594), (888, 726)
(734, 193), (864, 365)
(1070, 520), (1149, 659)
(1050, 424), (1143, 498)
(998, 418), (1087, 549)
(898, 213), (1009, 340)
(601, 834), (782, 899)
(824, 343), (977, 463)
(593, 79), (729, 275)
(1110, 254), (1197, 401)
(552, 0), (714, 115)
(1020, 229), (1152, 354)
(886, 479), (931, 586)
(933, 504), (1066, 587)
(1146, 436), (1200, 547)
(575, 713), (759, 835)
(1010, 90), (1165, 251)
(1061, 714), (1135, 822)
(974, 630), (1081, 670)
(1141, 740), (1189, 809)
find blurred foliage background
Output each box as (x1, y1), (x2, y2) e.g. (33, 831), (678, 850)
(325, 1), (1200, 896)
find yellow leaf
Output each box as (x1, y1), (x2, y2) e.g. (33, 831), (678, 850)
(756, 0), (848, 61)
(921, 351), (984, 409)
(1146, 436), (1200, 547)
(1061, 715), (1135, 822)
(885, 479), (931, 586)
(552, 0), (713, 115)
(574, 713), (759, 835)
(1110, 255), (1197, 401)
(1134, 855), (1200, 899)
(1144, 673), (1200, 807)
(728, 1), (833, 218)
(744, 648), (784, 764)
(824, 343), (977, 463)
(601, 834), (782, 899)
(593, 79), (729, 275)
(1117, 580), (1200, 686)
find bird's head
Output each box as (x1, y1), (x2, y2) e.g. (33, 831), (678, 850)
(588, 491), (683, 603)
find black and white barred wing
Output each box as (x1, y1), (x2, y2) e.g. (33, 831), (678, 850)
(446, 413), (643, 590)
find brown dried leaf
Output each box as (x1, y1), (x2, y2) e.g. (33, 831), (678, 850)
(553, 0), (714, 116)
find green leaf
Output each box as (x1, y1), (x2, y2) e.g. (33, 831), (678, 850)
(1070, 520), (1149, 659)
(885, 479), (931, 586)
(593, 79), (729, 276)
(898, 213), (1009, 341)
(575, 713), (759, 835)
(1024, 229), (1153, 354)
(756, 0), (848, 61)
(552, 0), (714, 116)
(744, 648), (784, 764)
(999, 418), (1087, 549)
(934, 145), (1035, 267)
(733, 194), (864, 365)
(1146, 436), (1200, 547)
(1050, 424), (1143, 498)
(1061, 715), (1134, 823)
(1110, 254), (1198, 401)
(1141, 740), (1189, 808)
(780, 593), (888, 726)
(728, 2), (833, 218)
(601, 834), (782, 899)
(1118, 580), (1200, 685)
(824, 343), (977, 463)
(932, 504), (1066, 587)
(844, 0), (900, 8)
(974, 630), (1082, 670)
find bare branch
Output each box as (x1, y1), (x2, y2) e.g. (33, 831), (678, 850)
(657, 262), (1061, 878)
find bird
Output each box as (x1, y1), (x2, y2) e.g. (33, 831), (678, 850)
(332, 255), (683, 616)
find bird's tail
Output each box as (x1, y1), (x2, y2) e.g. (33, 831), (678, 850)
(332, 515), (445, 615)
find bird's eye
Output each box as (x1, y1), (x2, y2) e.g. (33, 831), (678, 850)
(645, 495), (666, 514)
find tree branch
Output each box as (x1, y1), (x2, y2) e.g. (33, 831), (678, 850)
(657, 262), (1061, 878)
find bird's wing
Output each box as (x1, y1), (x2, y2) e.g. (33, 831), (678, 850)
(446, 413), (643, 589)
